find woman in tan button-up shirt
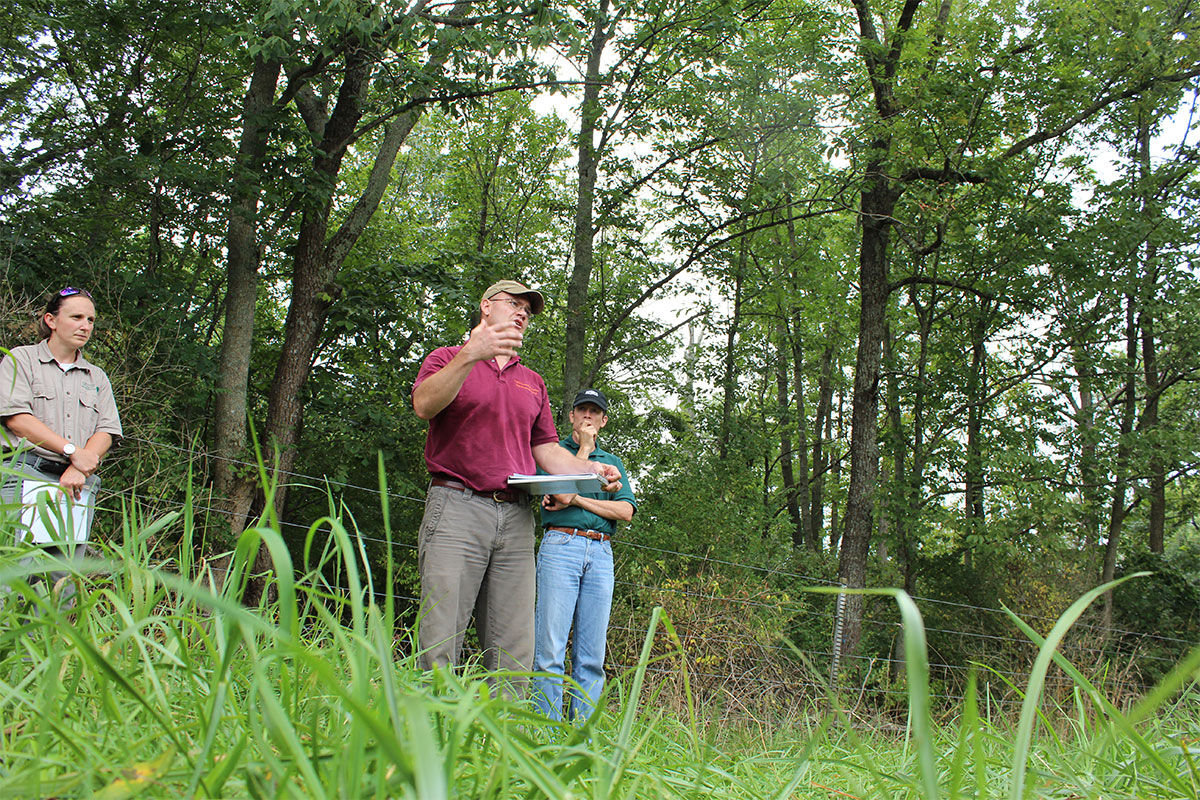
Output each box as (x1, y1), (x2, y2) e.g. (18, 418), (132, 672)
(0, 287), (122, 593)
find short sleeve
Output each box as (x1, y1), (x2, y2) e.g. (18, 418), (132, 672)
(91, 371), (123, 439)
(610, 455), (638, 511)
(529, 389), (559, 448)
(414, 347), (454, 392)
(0, 352), (35, 419)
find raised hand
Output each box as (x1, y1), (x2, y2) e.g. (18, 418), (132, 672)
(463, 317), (523, 363)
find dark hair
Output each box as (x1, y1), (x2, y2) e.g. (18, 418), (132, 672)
(38, 287), (93, 340)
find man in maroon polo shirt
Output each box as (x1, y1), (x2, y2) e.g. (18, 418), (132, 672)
(412, 280), (621, 691)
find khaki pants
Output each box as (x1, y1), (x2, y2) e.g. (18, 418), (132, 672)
(1, 456), (99, 607)
(417, 483), (535, 694)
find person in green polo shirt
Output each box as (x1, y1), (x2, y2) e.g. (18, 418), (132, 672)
(532, 388), (637, 722)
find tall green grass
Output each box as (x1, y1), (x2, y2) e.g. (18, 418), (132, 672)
(0, 473), (1197, 798)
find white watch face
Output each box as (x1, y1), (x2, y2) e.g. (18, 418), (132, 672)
(63, 443), (76, 456)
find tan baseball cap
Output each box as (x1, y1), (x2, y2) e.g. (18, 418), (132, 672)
(481, 280), (545, 315)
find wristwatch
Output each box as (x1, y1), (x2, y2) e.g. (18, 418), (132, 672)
(62, 442), (76, 458)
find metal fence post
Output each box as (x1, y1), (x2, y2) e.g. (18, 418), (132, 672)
(831, 583), (847, 685)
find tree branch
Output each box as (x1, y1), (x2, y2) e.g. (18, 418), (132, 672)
(1003, 66), (1200, 159)
(591, 308), (711, 377)
(897, 165), (987, 183)
(887, 275), (996, 301)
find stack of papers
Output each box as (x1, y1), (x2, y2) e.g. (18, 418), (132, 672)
(507, 473), (604, 494)
(18, 479), (91, 545)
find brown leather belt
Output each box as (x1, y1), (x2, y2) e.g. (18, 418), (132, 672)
(429, 477), (529, 504)
(545, 525), (611, 542)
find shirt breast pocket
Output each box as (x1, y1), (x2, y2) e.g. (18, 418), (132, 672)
(29, 379), (55, 417)
(31, 378), (54, 401)
(78, 390), (101, 428)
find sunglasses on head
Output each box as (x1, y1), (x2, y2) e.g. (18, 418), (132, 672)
(58, 287), (92, 299)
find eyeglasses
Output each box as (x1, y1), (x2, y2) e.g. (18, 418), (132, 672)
(492, 296), (531, 315)
(59, 287), (92, 299)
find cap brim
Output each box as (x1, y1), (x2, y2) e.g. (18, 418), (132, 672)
(516, 291), (545, 315)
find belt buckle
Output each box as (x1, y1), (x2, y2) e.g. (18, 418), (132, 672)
(492, 490), (505, 503)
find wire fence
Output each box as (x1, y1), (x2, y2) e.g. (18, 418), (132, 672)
(63, 435), (1200, 715)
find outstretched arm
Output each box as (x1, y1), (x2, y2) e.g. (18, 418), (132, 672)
(532, 442), (622, 492)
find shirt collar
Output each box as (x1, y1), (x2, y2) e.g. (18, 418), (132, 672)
(560, 434), (605, 455)
(473, 347), (521, 371)
(36, 339), (94, 373)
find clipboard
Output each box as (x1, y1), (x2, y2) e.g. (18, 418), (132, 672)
(18, 479), (91, 545)
(507, 473), (604, 495)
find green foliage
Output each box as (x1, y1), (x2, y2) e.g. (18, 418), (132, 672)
(1, 0), (1200, 714)
(3, 493), (1200, 797)
(1111, 541), (1200, 681)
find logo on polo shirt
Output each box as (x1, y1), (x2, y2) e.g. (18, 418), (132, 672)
(514, 379), (540, 396)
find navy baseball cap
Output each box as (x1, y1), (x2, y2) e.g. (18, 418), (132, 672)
(572, 388), (608, 412)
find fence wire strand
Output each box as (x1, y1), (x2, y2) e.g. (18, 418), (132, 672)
(68, 436), (1198, 706)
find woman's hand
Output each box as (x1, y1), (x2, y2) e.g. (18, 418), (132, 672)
(60, 466), (86, 501)
(69, 447), (101, 477)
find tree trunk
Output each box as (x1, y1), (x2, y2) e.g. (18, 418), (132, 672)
(883, 316), (916, 597)
(783, 209), (813, 549)
(235, 41), (373, 525)
(1102, 294), (1137, 626)
(260, 107), (427, 523)
(681, 323), (700, 425)
(212, 55), (282, 547)
(718, 251), (744, 460)
(475, 115), (513, 253)
(561, 0), (611, 423)
(788, 315), (814, 549)
(829, 384), (843, 554)
(810, 335), (835, 548)
(1073, 343), (1100, 556)
(964, 297), (990, 556)
(775, 315), (803, 546)
(1135, 111), (1166, 554)
(1143, 309), (1165, 554)
(837, 154), (899, 660)
(240, 0), (472, 527)
(1142, 298), (1165, 554)
(835, 0), (913, 662)
(883, 319), (915, 594)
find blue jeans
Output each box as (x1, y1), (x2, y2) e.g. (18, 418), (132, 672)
(532, 530), (614, 721)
